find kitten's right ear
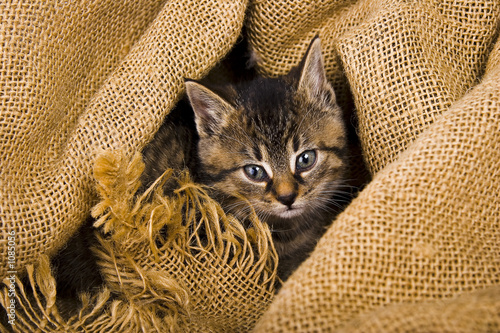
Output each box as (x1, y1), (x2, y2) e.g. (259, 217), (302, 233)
(185, 80), (234, 137)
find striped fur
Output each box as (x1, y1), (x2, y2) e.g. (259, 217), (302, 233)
(144, 38), (349, 281)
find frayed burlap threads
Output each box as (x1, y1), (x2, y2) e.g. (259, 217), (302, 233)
(92, 150), (277, 331)
(93, 150), (278, 331)
(0, 254), (184, 333)
(1, 150), (278, 332)
(0, 0), (247, 279)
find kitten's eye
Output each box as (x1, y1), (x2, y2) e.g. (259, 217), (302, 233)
(296, 150), (317, 172)
(244, 165), (268, 182)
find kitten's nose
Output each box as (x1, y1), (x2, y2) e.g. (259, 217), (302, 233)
(277, 192), (297, 208)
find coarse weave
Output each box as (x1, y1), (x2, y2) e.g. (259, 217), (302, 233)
(1, 0), (500, 332)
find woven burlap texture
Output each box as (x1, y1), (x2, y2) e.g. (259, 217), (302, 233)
(248, 0), (500, 331)
(0, 150), (276, 332)
(2, 0), (500, 332)
(0, 0), (247, 276)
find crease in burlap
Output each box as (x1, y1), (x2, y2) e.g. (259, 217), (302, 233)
(0, 150), (277, 332)
(247, 0), (500, 331)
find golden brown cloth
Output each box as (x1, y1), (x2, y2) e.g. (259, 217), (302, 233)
(1, 0), (499, 331)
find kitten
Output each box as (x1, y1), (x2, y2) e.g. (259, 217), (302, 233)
(142, 37), (348, 281)
(52, 38), (348, 304)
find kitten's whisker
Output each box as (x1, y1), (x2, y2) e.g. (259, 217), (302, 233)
(324, 183), (359, 189)
(316, 193), (353, 202)
(224, 202), (252, 217)
(270, 227), (298, 233)
(319, 192), (353, 204)
(320, 196), (350, 210)
(316, 187), (354, 193)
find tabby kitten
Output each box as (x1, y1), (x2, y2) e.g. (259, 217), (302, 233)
(143, 38), (348, 281)
(51, 38), (347, 308)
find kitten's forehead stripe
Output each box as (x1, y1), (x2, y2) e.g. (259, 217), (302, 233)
(253, 144), (262, 161)
(292, 134), (300, 152)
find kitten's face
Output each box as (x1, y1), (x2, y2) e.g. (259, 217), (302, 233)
(187, 39), (346, 230)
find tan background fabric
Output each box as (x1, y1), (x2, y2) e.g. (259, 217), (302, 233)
(248, 0), (500, 331)
(1, 0), (247, 278)
(336, 286), (500, 332)
(1, 0), (500, 332)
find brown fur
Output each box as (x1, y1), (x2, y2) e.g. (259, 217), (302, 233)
(183, 38), (349, 280)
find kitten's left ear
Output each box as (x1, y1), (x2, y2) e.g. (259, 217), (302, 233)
(297, 37), (335, 103)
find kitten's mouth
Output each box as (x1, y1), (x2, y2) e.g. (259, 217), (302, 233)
(274, 206), (304, 219)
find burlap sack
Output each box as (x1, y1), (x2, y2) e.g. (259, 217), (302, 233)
(336, 286), (500, 332)
(0, 0), (247, 277)
(0, 150), (277, 332)
(2, 0), (500, 332)
(247, 0), (500, 331)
